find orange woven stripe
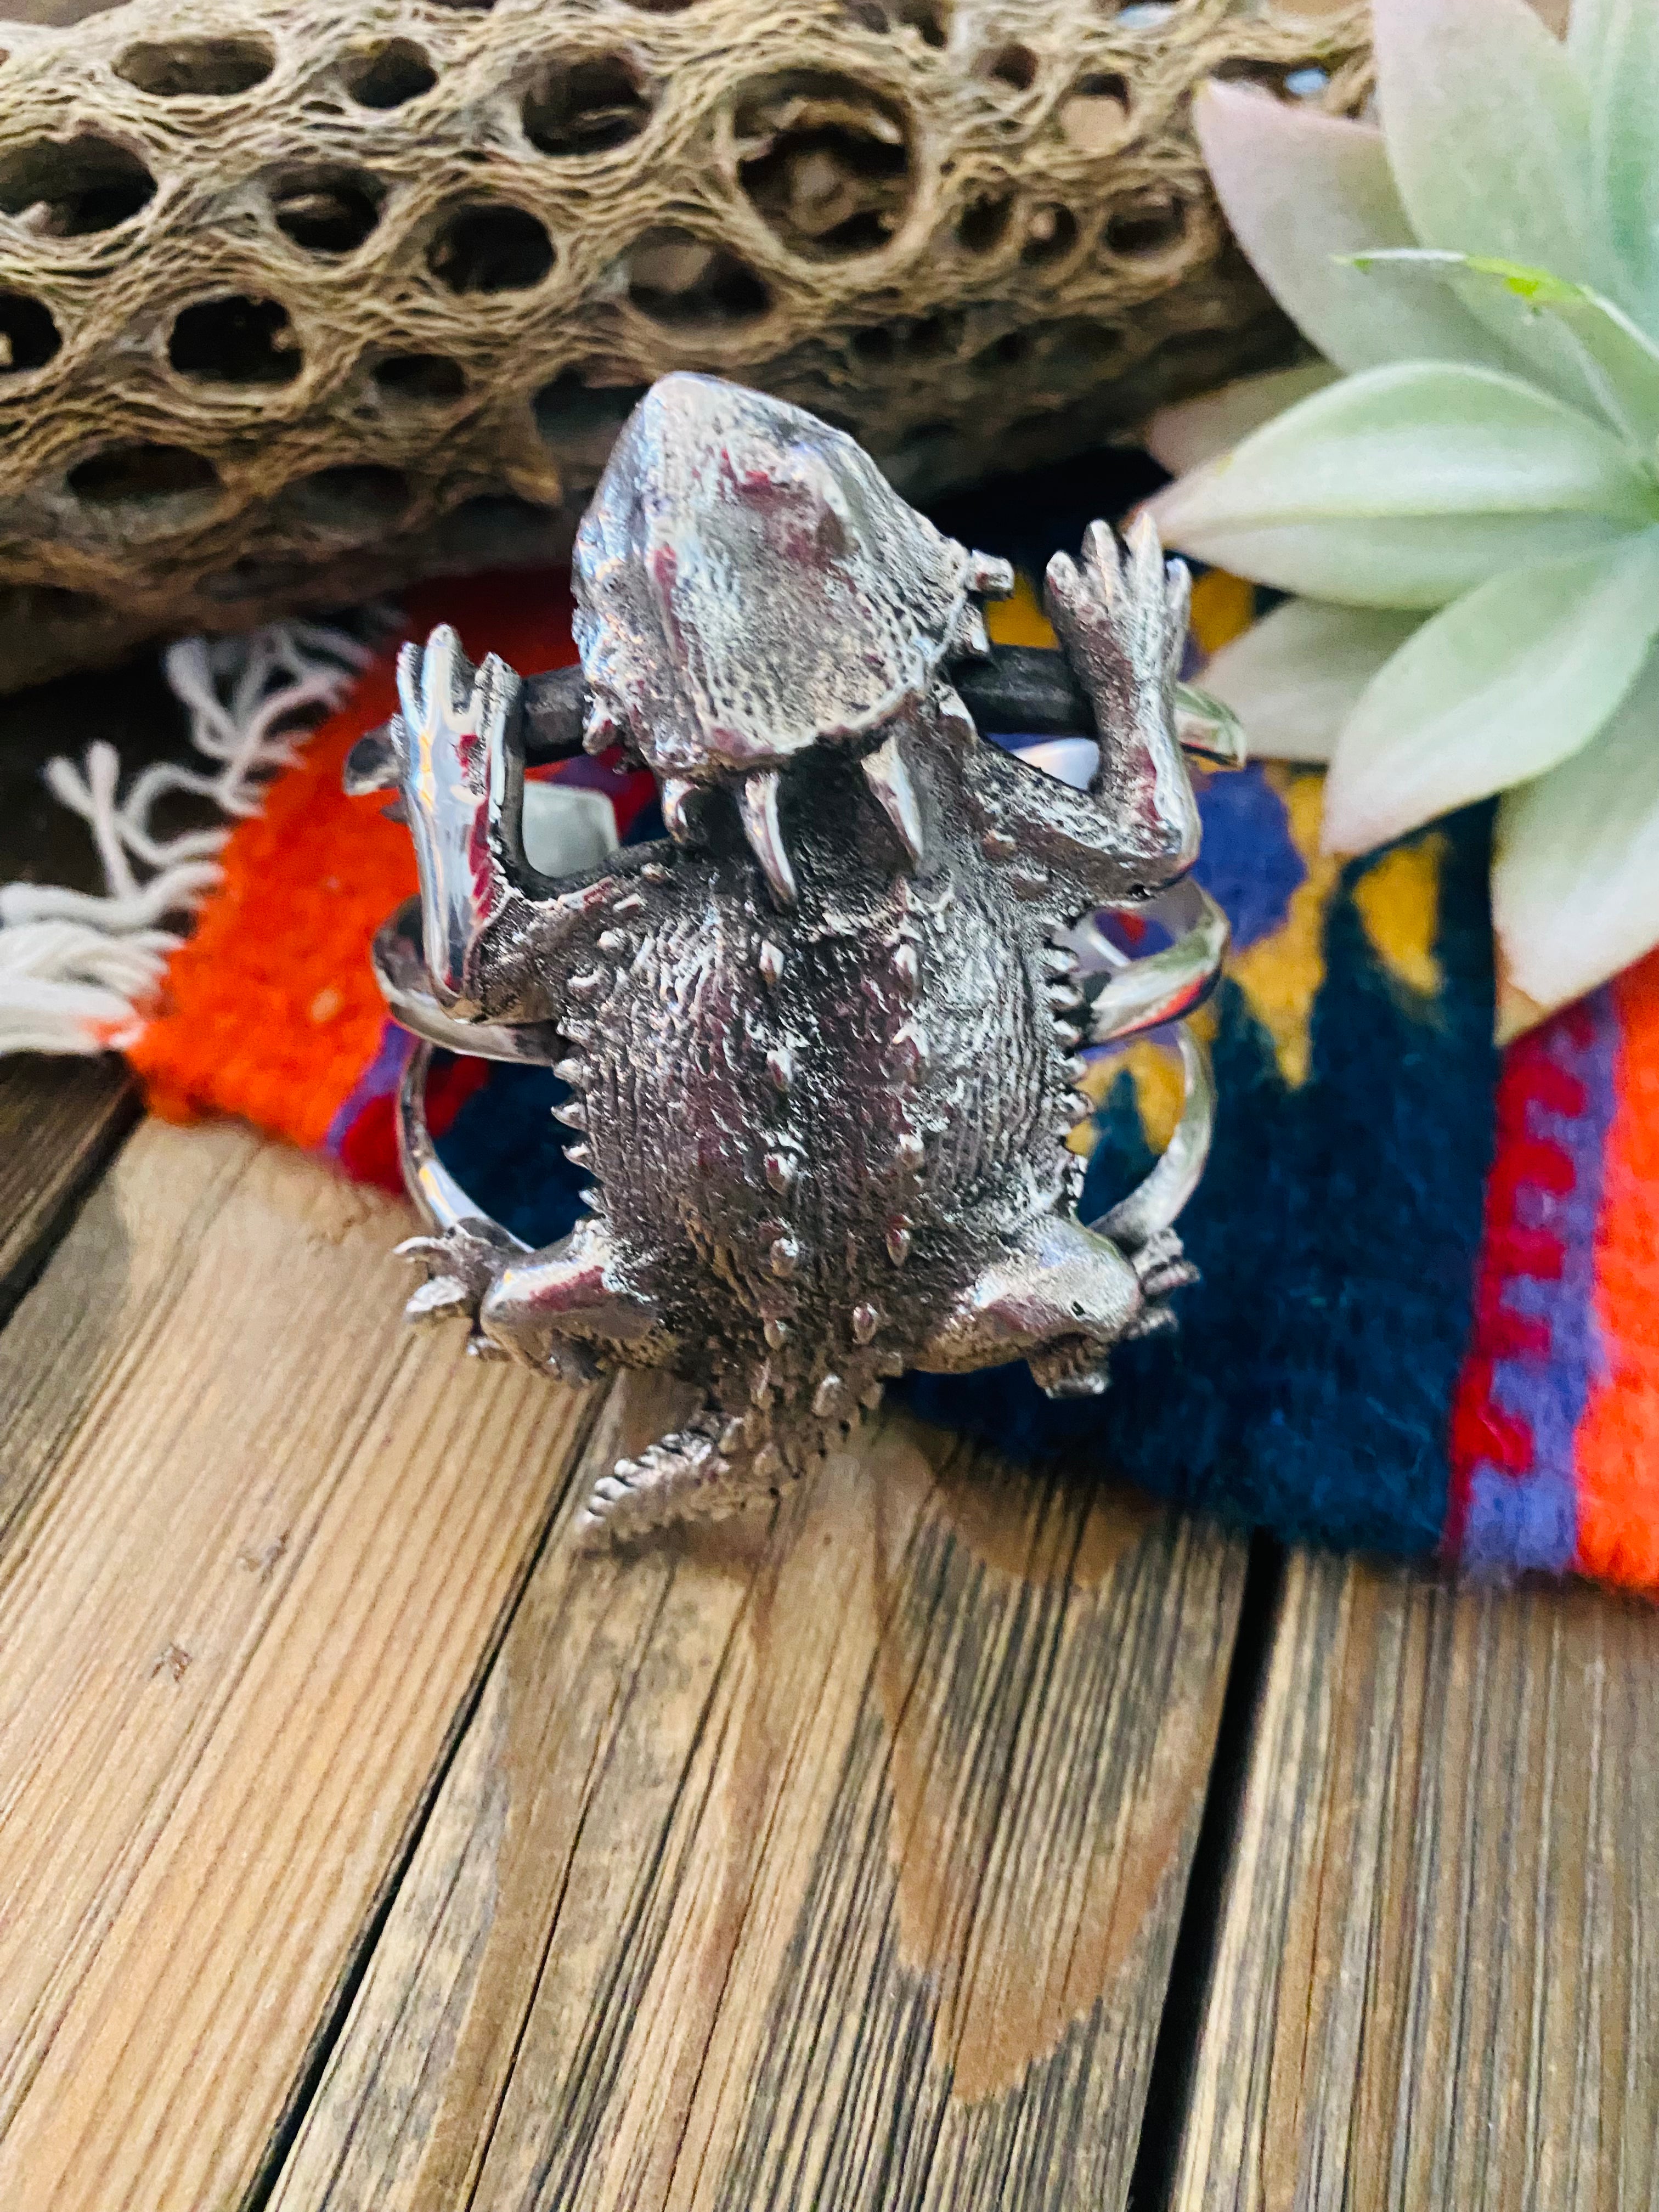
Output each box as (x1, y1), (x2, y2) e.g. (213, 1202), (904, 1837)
(1573, 945), (1659, 1589)
(129, 571), (575, 1150)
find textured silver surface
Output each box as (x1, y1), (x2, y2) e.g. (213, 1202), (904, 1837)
(365, 374), (1226, 1541)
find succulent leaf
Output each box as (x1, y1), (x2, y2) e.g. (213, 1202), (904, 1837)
(1155, 0), (1659, 1026)
(1350, 249), (1659, 444)
(1375, 0), (1611, 296)
(1156, 514), (1638, 613)
(1156, 360), (1655, 529)
(1148, 360), (1655, 606)
(1570, 0), (1659, 318)
(1192, 83), (1511, 377)
(1323, 528), (1659, 851)
(1199, 600), (1423, 765)
(1492, 648), (1659, 1018)
(1144, 362), (1340, 478)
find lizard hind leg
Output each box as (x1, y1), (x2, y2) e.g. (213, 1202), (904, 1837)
(915, 1212), (1140, 1367)
(912, 1210), (1174, 1398)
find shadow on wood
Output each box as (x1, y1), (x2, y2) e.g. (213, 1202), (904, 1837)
(271, 1376), (1249, 2212)
(0, 1053), (136, 1335)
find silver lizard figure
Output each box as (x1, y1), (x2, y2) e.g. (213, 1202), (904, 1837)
(351, 374), (1231, 1541)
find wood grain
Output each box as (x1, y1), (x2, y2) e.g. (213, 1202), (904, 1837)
(1171, 1551), (1659, 2212)
(0, 1053), (135, 1330)
(0, 1119), (601, 2212)
(270, 1387), (1248, 2212)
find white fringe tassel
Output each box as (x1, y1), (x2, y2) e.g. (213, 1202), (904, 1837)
(0, 619), (375, 1056)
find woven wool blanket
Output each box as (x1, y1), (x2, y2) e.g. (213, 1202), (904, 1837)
(14, 541), (1659, 1590)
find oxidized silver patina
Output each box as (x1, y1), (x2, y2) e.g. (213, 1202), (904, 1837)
(351, 374), (1233, 1541)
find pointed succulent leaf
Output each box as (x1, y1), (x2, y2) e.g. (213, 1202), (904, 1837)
(1193, 81), (1515, 376)
(1144, 362), (1340, 477)
(1492, 647), (1659, 1027)
(1322, 527), (1659, 852)
(1570, 0), (1659, 319)
(1199, 599), (1423, 764)
(1374, 0), (1613, 296)
(1155, 361), (1654, 528)
(1348, 250), (1659, 447)
(1146, 511), (1636, 612)
(1149, 360), (1656, 606)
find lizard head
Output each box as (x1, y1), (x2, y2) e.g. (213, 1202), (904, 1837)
(572, 374), (1012, 903)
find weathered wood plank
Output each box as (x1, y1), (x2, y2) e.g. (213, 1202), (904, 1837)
(270, 1383), (1248, 2212)
(1170, 1551), (1659, 2212)
(0, 1119), (601, 2212)
(0, 1053), (136, 1328)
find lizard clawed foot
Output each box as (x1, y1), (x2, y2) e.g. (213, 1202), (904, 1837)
(397, 1221), (596, 1381)
(1127, 1225), (1199, 1304)
(397, 1221), (519, 1331)
(1044, 516), (1188, 747)
(392, 625), (527, 1014)
(1029, 1226), (1200, 1396)
(1040, 514), (1199, 890)
(1119, 1228), (1199, 1347)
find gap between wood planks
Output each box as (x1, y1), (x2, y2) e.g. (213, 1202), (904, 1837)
(1166, 1551), (1659, 2212)
(1127, 1532), (1286, 2212)
(0, 1055), (137, 1337)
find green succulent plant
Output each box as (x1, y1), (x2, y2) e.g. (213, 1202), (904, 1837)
(1147, 0), (1659, 1035)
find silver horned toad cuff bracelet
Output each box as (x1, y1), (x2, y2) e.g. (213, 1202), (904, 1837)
(347, 374), (1235, 1542)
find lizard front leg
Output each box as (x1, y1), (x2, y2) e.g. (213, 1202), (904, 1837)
(363, 624), (674, 1028)
(968, 514), (1200, 913)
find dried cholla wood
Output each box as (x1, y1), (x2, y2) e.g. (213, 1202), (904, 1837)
(0, 0), (1368, 690)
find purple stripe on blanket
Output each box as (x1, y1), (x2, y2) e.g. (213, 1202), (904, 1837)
(1462, 991), (1618, 1575)
(323, 1015), (413, 1159)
